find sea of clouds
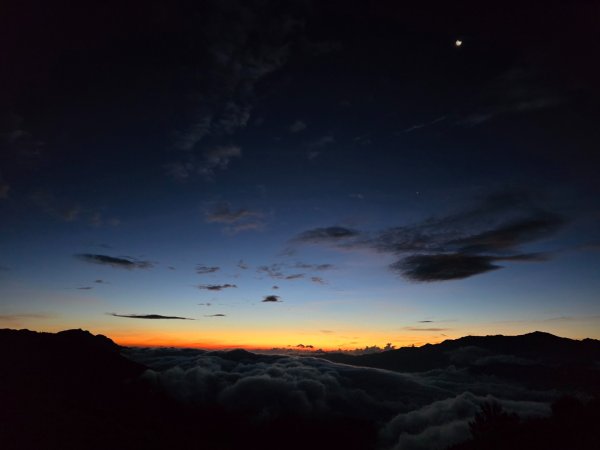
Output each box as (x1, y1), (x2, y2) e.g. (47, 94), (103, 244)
(124, 348), (554, 450)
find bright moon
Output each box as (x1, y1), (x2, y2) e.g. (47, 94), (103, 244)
(455, 39), (463, 47)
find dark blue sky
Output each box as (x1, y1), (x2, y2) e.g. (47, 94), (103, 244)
(1, 0), (599, 348)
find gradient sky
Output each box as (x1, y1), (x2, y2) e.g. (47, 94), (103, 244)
(1, 0), (599, 350)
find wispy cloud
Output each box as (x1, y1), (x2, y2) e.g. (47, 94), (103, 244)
(76, 254), (154, 269)
(205, 203), (260, 224)
(167, 145), (242, 181)
(294, 226), (360, 244)
(31, 191), (119, 226)
(205, 202), (264, 234)
(257, 264), (304, 281)
(205, 314), (226, 317)
(293, 262), (334, 271)
(0, 313), (52, 322)
(310, 135), (334, 148)
(403, 327), (450, 332)
(196, 265), (220, 275)
(458, 67), (563, 127)
(168, 2), (310, 182)
(285, 273), (304, 280)
(306, 135), (334, 160)
(0, 180), (9, 199)
(289, 120), (307, 133)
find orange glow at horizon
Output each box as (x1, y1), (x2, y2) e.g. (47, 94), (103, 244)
(107, 328), (449, 351)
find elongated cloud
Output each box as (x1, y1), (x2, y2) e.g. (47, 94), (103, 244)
(205, 202), (264, 234)
(109, 313), (194, 320)
(76, 254), (153, 269)
(197, 284), (237, 291)
(196, 265), (220, 275)
(404, 327), (450, 332)
(262, 295), (281, 302)
(295, 226), (360, 243)
(294, 262), (334, 271)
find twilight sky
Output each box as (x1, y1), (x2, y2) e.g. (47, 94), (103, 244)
(1, 0), (599, 349)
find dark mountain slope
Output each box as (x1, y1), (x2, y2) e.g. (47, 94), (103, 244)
(315, 331), (600, 393)
(0, 328), (377, 450)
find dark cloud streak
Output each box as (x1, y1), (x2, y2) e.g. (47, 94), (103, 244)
(197, 284), (237, 291)
(76, 254), (154, 269)
(109, 313), (194, 320)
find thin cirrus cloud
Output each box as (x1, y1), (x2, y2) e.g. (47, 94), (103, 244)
(166, 2), (312, 182)
(205, 314), (226, 317)
(31, 191), (119, 226)
(0, 181), (9, 199)
(170, 2), (307, 154)
(108, 313), (194, 320)
(403, 327), (450, 332)
(289, 120), (306, 133)
(76, 254), (154, 269)
(457, 67), (563, 127)
(197, 284), (237, 291)
(0, 313), (52, 322)
(166, 145), (242, 181)
(294, 226), (361, 244)
(294, 191), (566, 282)
(205, 202), (264, 234)
(293, 262), (334, 271)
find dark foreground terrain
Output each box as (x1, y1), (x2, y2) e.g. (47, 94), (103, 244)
(1, 329), (599, 450)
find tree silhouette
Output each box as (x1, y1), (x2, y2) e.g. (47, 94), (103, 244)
(469, 401), (519, 441)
